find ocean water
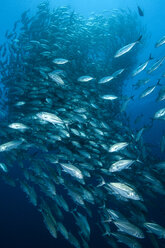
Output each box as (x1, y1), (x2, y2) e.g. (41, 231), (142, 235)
(0, 1), (165, 248)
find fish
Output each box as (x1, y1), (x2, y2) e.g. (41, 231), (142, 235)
(155, 35), (165, 48)
(154, 108), (165, 120)
(132, 54), (152, 77)
(48, 71), (65, 85)
(109, 142), (129, 152)
(112, 232), (142, 248)
(137, 6), (144, 17)
(114, 220), (144, 238)
(15, 101), (26, 107)
(41, 210), (57, 239)
(0, 2), (165, 248)
(109, 159), (135, 172)
(153, 161), (165, 171)
(136, 127), (146, 142)
(101, 94), (118, 100)
(120, 97), (133, 112)
(114, 35), (142, 58)
(20, 181), (37, 206)
(36, 112), (63, 125)
(68, 232), (81, 248)
(57, 222), (69, 240)
(77, 76), (94, 82)
(0, 163), (8, 173)
(8, 123), (29, 131)
(98, 69), (124, 84)
(112, 68), (125, 77)
(144, 223), (165, 238)
(0, 139), (24, 152)
(98, 76), (114, 84)
(59, 163), (84, 182)
(53, 58), (69, 65)
(74, 213), (91, 240)
(156, 86), (165, 101)
(140, 85), (156, 98)
(148, 56), (165, 74)
(108, 182), (141, 200)
(132, 79), (150, 90)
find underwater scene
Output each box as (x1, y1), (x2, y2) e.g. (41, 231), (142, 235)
(0, 0), (165, 247)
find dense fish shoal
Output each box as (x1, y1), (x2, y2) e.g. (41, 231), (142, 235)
(0, 2), (165, 248)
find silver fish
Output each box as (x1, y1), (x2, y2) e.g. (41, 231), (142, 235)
(0, 163), (8, 173)
(98, 76), (114, 84)
(114, 35), (142, 58)
(148, 56), (165, 74)
(8, 123), (29, 131)
(53, 58), (69, 64)
(144, 222), (165, 238)
(101, 94), (118, 100)
(132, 55), (152, 76)
(109, 159), (135, 172)
(108, 182), (140, 200)
(114, 220), (144, 238)
(154, 108), (165, 120)
(60, 163), (84, 181)
(0, 140), (24, 152)
(155, 35), (165, 48)
(15, 101), (26, 107)
(140, 85), (156, 98)
(109, 142), (128, 152)
(112, 232), (142, 248)
(112, 68), (125, 77)
(48, 71), (65, 85)
(77, 76), (94, 82)
(36, 112), (63, 125)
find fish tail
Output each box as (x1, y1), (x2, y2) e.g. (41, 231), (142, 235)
(137, 35), (143, 43)
(70, 208), (77, 215)
(101, 218), (112, 223)
(149, 54), (153, 60)
(136, 158), (143, 164)
(102, 231), (111, 236)
(96, 176), (105, 187)
(130, 95), (135, 101)
(98, 203), (105, 209)
(157, 79), (161, 86)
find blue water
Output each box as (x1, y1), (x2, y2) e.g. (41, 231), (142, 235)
(0, 1), (165, 247)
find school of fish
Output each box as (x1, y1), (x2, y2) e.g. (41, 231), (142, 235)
(0, 1), (165, 248)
